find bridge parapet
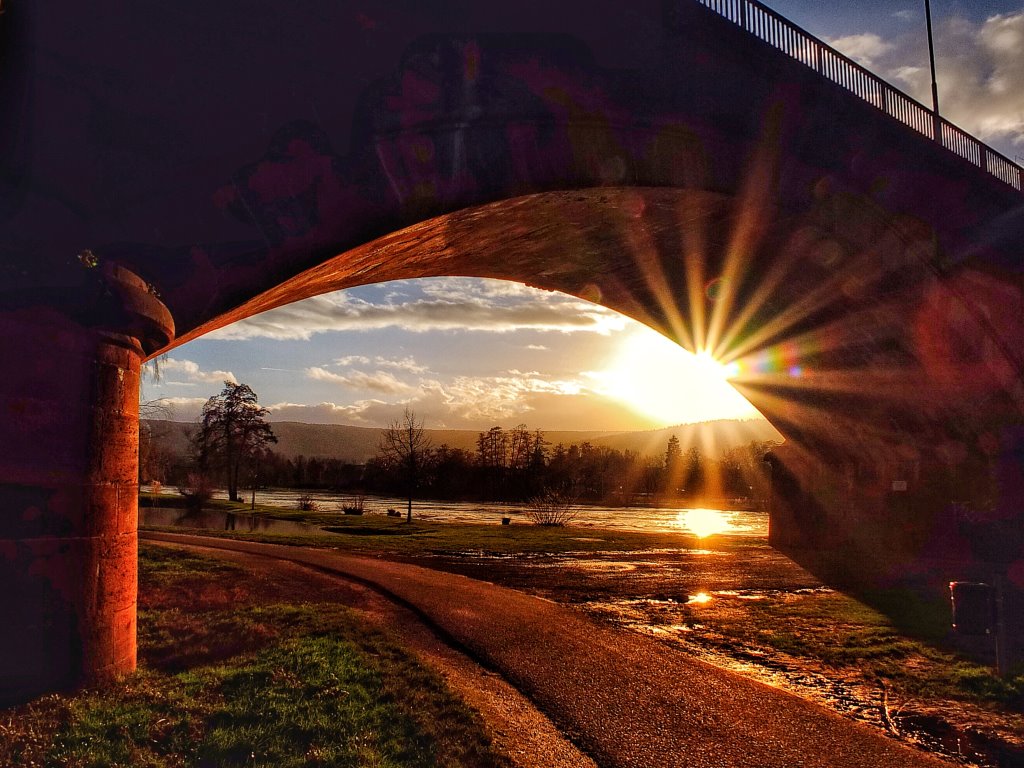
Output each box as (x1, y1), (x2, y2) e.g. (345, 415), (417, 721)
(692, 0), (1023, 192)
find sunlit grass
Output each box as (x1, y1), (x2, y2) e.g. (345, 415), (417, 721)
(0, 546), (512, 768)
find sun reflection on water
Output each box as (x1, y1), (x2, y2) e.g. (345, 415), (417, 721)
(676, 508), (733, 539)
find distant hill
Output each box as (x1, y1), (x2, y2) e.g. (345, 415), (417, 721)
(143, 418), (782, 463)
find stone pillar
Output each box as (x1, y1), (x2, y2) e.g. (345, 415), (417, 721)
(0, 260), (172, 705)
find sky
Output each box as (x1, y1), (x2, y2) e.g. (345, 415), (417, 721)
(143, 1), (1024, 431)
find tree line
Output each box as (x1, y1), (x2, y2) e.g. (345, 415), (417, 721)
(364, 422), (776, 506)
(140, 382), (777, 508)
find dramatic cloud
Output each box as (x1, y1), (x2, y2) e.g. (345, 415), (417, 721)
(206, 278), (626, 341)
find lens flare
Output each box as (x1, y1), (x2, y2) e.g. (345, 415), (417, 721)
(595, 329), (761, 425)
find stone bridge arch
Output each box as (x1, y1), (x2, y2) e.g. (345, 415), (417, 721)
(2, 0), (1023, 701)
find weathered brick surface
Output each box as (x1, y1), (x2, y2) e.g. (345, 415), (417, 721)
(0, 315), (147, 705)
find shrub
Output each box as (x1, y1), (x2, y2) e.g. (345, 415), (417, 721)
(297, 494), (319, 512)
(526, 489), (578, 526)
(342, 495), (366, 516)
(178, 473), (214, 513)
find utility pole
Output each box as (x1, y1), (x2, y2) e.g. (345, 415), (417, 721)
(924, 0), (942, 141)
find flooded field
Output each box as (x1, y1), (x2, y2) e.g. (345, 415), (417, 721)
(140, 486), (767, 537)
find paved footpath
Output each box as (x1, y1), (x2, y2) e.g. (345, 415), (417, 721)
(141, 532), (950, 768)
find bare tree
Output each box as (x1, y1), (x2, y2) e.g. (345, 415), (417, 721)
(378, 407), (432, 522)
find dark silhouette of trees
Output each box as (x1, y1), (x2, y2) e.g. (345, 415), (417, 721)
(662, 434), (683, 495)
(143, 406), (777, 510)
(683, 446), (705, 499)
(378, 407), (432, 522)
(194, 381), (277, 502)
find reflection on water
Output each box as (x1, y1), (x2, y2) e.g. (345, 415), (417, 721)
(676, 509), (734, 538)
(139, 486), (767, 537)
(140, 508), (325, 536)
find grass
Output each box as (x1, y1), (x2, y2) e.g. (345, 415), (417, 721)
(0, 546), (512, 768)
(143, 496), (1024, 705)
(676, 586), (1024, 710)
(139, 494), (1024, 743)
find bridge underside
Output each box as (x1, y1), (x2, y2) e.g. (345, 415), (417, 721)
(2, 0), (1023, 699)
(187, 185), (1024, 570)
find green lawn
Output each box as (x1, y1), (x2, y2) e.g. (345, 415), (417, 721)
(0, 546), (512, 768)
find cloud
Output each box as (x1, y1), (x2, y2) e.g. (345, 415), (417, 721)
(264, 387), (659, 431)
(267, 366), (660, 430)
(306, 366), (415, 394)
(266, 400), (390, 425)
(333, 354), (430, 374)
(824, 33), (895, 67)
(206, 278), (626, 341)
(158, 358), (237, 385)
(333, 355), (371, 366)
(894, 9), (918, 22)
(144, 396), (209, 422)
(828, 13), (1024, 154)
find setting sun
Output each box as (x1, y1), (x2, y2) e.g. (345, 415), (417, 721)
(592, 327), (759, 426)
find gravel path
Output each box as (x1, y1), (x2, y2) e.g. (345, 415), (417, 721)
(141, 532), (951, 768)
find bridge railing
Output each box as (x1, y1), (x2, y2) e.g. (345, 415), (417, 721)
(694, 0), (1023, 192)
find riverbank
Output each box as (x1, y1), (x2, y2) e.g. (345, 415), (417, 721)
(142, 501), (1024, 767)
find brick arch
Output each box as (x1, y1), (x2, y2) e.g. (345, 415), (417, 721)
(3, 0), (1024, 702)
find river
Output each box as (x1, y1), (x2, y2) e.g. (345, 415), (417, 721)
(139, 485), (767, 538)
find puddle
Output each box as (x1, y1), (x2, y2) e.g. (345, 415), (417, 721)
(580, 594), (1022, 768)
